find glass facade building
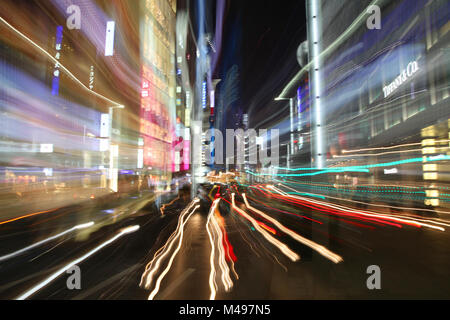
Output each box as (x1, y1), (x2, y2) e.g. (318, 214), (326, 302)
(306, 0), (450, 209)
(139, 0), (177, 187)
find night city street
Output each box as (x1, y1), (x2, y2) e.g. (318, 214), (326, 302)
(0, 0), (450, 311)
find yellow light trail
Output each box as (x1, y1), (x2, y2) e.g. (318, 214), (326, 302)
(0, 208), (60, 226)
(341, 139), (450, 154)
(335, 146), (450, 158)
(160, 196), (180, 215)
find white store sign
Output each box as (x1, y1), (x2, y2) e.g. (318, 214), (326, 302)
(383, 61), (419, 98)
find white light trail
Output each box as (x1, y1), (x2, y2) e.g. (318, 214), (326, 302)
(231, 193), (299, 262)
(0, 16), (122, 107)
(147, 204), (199, 300)
(335, 146), (450, 158)
(140, 200), (199, 286)
(271, 185), (445, 231)
(342, 139), (450, 154)
(206, 199), (220, 300)
(16, 224), (140, 300)
(242, 194), (343, 264)
(140, 199), (200, 299)
(206, 199), (233, 300)
(0, 222), (94, 262)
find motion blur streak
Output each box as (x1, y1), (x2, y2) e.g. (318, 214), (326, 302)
(16, 225), (140, 300)
(342, 139), (450, 154)
(231, 193), (300, 262)
(206, 199), (220, 300)
(277, 181), (450, 215)
(0, 221), (94, 262)
(0, 16), (121, 106)
(272, 155), (450, 172)
(242, 194), (343, 264)
(220, 223), (239, 280)
(334, 146), (450, 158)
(147, 204), (199, 300)
(271, 186), (445, 232)
(279, 184), (450, 228)
(140, 199), (200, 298)
(0, 208), (59, 226)
(246, 194), (323, 224)
(160, 196), (180, 215)
(211, 200), (233, 292)
(140, 199), (199, 288)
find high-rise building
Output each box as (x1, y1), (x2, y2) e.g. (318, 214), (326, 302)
(139, 0), (177, 189)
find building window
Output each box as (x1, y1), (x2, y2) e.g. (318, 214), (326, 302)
(372, 113), (385, 136)
(426, 0), (449, 49)
(368, 72), (381, 104)
(435, 53), (450, 102)
(387, 106), (402, 128)
(359, 80), (368, 113)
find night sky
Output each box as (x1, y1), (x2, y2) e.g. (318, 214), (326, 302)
(221, 0), (307, 126)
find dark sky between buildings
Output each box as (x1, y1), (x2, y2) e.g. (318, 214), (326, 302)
(221, 0), (307, 125)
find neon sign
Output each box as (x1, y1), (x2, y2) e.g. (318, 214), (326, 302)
(51, 26), (63, 96)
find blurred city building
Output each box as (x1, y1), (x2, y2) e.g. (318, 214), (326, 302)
(276, 0), (450, 210)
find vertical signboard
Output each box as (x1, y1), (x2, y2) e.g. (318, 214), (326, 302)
(51, 26), (63, 95)
(105, 21), (115, 56)
(99, 113), (110, 151)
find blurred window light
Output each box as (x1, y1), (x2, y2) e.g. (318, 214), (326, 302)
(105, 21), (115, 56)
(423, 164), (437, 171)
(425, 190), (439, 198)
(422, 147), (436, 154)
(383, 168), (398, 174)
(421, 139), (436, 146)
(40, 144), (53, 153)
(425, 198), (440, 207)
(421, 126), (436, 137)
(423, 172), (438, 180)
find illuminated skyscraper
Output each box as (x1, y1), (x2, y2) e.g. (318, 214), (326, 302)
(139, 0), (177, 188)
